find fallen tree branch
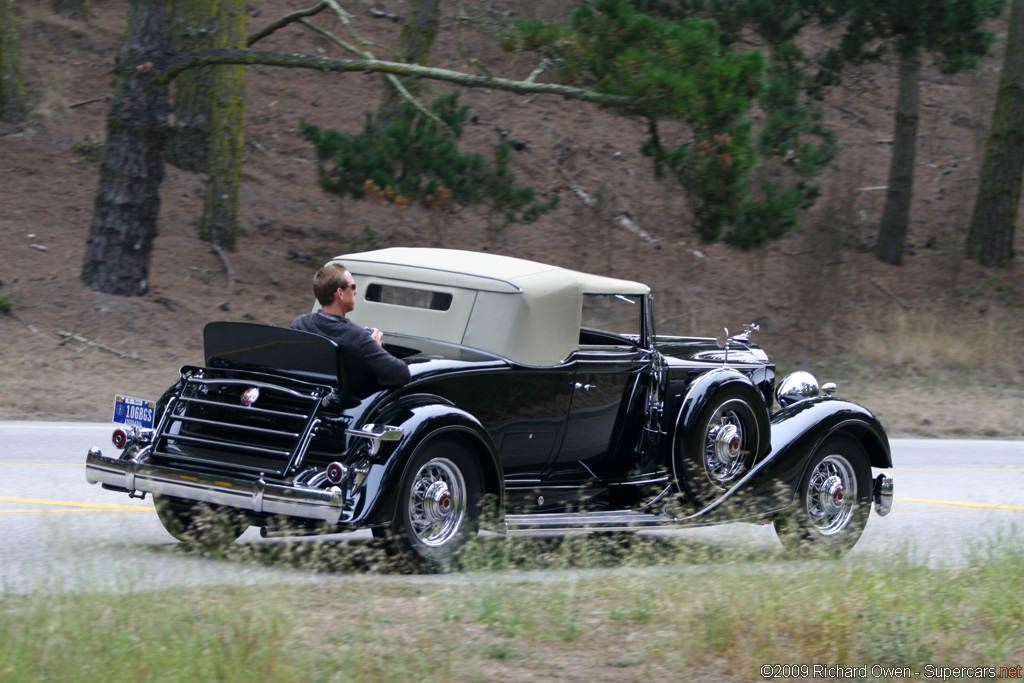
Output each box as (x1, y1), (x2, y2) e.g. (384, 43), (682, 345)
(614, 210), (656, 243)
(200, 241), (237, 289)
(368, 8), (402, 21)
(558, 167), (656, 243)
(58, 331), (143, 361)
(209, 241), (237, 286)
(68, 95), (112, 109)
(832, 102), (873, 128)
(870, 277), (910, 310)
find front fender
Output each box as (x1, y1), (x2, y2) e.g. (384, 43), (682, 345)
(669, 368), (772, 497)
(353, 396), (503, 527)
(682, 397), (890, 524)
(740, 397), (890, 512)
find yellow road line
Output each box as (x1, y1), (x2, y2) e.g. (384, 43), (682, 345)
(0, 508), (150, 514)
(0, 496), (147, 511)
(889, 467), (1024, 472)
(895, 497), (1024, 511)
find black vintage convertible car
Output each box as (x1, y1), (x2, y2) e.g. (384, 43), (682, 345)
(86, 248), (892, 570)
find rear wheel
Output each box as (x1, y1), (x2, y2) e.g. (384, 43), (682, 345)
(153, 494), (248, 549)
(774, 434), (871, 556)
(377, 438), (483, 572)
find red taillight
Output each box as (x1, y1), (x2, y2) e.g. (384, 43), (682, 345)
(112, 428), (129, 449)
(326, 462), (348, 484)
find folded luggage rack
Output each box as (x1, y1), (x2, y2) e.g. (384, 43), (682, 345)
(151, 367), (332, 479)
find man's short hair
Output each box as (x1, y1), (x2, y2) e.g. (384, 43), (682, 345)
(312, 263), (350, 307)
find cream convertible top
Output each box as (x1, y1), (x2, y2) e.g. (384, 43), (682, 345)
(327, 248), (650, 367)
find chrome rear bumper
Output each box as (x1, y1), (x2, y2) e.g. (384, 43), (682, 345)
(85, 447), (346, 525)
(873, 474), (894, 517)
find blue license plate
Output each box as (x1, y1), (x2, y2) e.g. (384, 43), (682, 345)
(112, 395), (156, 429)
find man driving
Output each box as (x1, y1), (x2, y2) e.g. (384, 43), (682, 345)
(291, 263), (410, 397)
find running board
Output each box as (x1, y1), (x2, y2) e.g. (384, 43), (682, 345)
(505, 510), (680, 533)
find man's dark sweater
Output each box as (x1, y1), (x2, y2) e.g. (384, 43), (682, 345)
(291, 311), (411, 398)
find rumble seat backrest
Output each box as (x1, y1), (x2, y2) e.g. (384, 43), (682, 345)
(203, 322), (351, 398)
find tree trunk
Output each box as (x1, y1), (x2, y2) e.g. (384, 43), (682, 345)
(0, 0), (27, 124)
(377, 0), (440, 122)
(81, 0), (172, 296)
(52, 0), (90, 21)
(876, 52), (920, 266)
(199, 0), (246, 249)
(166, 0), (219, 173)
(966, 0), (1024, 268)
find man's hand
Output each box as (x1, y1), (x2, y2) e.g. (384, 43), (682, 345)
(367, 327), (384, 346)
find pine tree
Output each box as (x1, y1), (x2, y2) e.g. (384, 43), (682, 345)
(967, 0), (1024, 267)
(165, 0), (221, 173)
(827, 0), (1005, 265)
(302, 93), (558, 231)
(0, 0), (27, 124)
(515, 0), (767, 245)
(81, 0), (172, 295)
(199, 0), (247, 249)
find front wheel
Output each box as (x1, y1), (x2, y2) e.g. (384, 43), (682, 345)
(676, 388), (764, 506)
(378, 438), (483, 572)
(774, 434), (871, 556)
(153, 494), (248, 550)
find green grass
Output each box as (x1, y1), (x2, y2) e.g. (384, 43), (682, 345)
(3, 539), (1022, 681)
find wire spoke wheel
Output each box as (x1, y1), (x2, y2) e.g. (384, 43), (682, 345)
(702, 399), (755, 487)
(153, 494), (247, 550)
(805, 454), (857, 535)
(407, 458), (467, 548)
(774, 434), (871, 556)
(382, 438), (483, 572)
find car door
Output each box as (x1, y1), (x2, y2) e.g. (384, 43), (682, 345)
(547, 294), (650, 483)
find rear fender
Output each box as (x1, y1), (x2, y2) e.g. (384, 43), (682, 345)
(354, 395), (502, 527)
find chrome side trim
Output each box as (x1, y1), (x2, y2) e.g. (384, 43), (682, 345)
(345, 423), (403, 456)
(86, 448), (346, 524)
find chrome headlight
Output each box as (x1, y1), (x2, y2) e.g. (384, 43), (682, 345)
(776, 371), (820, 408)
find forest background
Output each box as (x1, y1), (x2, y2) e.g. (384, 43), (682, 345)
(0, 0), (1022, 437)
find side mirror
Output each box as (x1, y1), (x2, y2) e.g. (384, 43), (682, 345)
(716, 327), (729, 349)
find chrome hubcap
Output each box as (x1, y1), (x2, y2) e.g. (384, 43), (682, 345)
(704, 401), (751, 487)
(408, 458), (465, 547)
(806, 455), (857, 535)
(422, 481), (453, 523)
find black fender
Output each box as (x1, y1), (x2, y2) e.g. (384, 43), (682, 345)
(695, 397), (891, 522)
(669, 368), (772, 501)
(351, 394), (503, 527)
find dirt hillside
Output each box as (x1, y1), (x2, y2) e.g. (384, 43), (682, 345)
(1, 1), (1021, 432)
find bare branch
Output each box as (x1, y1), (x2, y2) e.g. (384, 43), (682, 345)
(452, 0), (491, 78)
(368, 8), (403, 22)
(298, 17), (365, 58)
(202, 241), (237, 289)
(323, 0), (393, 58)
(297, 9), (447, 133)
(58, 331), (143, 361)
(157, 49), (631, 108)
(247, 2), (328, 47)
(69, 95), (112, 109)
